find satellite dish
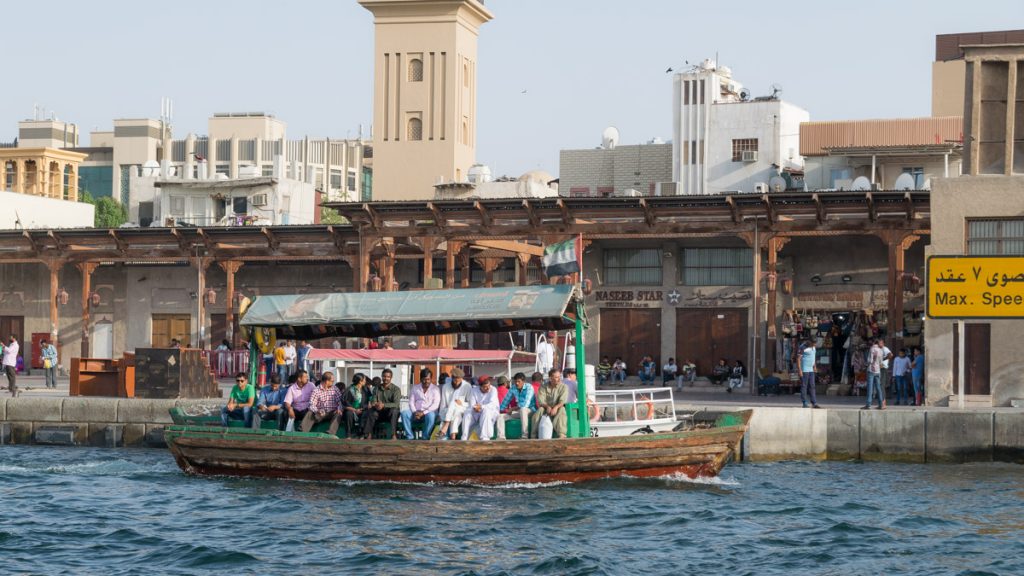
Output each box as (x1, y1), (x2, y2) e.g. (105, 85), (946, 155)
(770, 83), (783, 98)
(141, 160), (160, 177)
(769, 176), (787, 192)
(601, 126), (620, 150)
(851, 176), (872, 191)
(894, 173), (916, 190)
(739, 88), (752, 101)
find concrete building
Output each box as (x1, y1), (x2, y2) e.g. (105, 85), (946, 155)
(16, 118), (80, 148)
(927, 43), (1024, 407)
(932, 29), (1024, 118)
(434, 168), (559, 200)
(559, 136), (673, 198)
(800, 117), (964, 190)
(672, 59), (809, 195)
(0, 191), (94, 229)
(359, 0), (493, 200)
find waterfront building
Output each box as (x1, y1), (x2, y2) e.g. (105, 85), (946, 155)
(0, 146), (93, 229)
(670, 60), (809, 195)
(559, 134), (673, 198)
(926, 42), (1024, 407)
(359, 0), (494, 200)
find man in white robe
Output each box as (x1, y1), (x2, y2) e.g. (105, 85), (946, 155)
(437, 367), (472, 440)
(461, 375), (499, 441)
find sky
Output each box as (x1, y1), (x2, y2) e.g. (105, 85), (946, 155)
(1, 0), (1018, 177)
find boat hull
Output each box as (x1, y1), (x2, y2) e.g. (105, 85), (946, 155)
(165, 412), (749, 484)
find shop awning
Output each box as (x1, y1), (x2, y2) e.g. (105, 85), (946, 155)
(240, 285), (577, 338)
(307, 348), (536, 364)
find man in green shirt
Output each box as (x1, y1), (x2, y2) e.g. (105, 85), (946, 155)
(221, 372), (255, 427)
(362, 368), (403, 439)
(531, 368), (569, 438)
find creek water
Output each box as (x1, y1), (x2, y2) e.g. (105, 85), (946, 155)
(0, 445), (1021, 575)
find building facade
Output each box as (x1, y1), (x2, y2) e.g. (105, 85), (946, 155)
(359, 0), (493, 200)
(672, 60), (809, 195)
(932, 29), (1024, 118)
(559, 140), (673, 197)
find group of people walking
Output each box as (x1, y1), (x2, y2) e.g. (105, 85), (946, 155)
(221, 366), (579, 441)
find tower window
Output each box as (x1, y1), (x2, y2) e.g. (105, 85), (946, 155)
(408, 118), (423, 141)
(408, 58), (423, 82)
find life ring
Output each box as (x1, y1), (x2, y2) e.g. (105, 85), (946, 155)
(254, 327), (276, 354)
(630, 396), (655, 420)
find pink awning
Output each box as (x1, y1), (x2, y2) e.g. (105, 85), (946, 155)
(307, 348), (535, 364)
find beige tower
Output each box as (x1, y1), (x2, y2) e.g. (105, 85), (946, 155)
(359, 0), (493, 200)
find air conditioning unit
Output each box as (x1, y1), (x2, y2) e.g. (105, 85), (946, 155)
(741, 150), (759, 162)
(250, 193), (269, 206)
(754, 182), (769, 194)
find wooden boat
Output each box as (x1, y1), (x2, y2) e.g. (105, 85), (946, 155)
(164, 410), (750, 484)
(166, 285), (751, 483)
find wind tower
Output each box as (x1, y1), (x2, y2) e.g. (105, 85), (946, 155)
(359, 0), (494, 200)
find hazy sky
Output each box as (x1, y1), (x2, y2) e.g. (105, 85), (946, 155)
(2, 1), (1017, 176)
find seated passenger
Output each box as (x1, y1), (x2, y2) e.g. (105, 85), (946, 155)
(564, 368), (578, 405)
(711, 358), (730, 386)
(221, 372), (255, 427)
(300, 372), (343, 435)
(461, 375), (499, 441)
(597, 356), (612, 386)
(498, 372), (535, 440)
(283, 369), (314, 428)
(362, 368), (403, 439)
(342, 373), (370, 437)
(252, 373), (288, 430)
(402, 368), (440, 440)
(437, 368), (471, 441)
(531, 368), (568, 439)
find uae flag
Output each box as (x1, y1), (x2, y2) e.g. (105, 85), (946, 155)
(542, 236), (582, 277)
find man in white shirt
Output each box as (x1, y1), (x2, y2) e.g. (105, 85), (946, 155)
(878, 338), (893, 399)
(461, 375), (500, 441)
(437, 368), (472, 440)
(2, 335), (20, 397)
(283, 341), (298, 377)
(536, 333), (555, 375)
(662, 358), (679, 387)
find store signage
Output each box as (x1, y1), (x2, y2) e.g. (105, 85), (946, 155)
(593, 289), (663, 308)
(927, 256), (1024, 319)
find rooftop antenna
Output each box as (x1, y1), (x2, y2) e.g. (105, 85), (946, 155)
(770, 83), (783, 98)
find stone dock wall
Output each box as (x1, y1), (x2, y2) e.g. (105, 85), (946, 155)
(0, 398), (1022, 464)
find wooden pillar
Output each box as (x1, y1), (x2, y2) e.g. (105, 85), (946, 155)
(765, 236), (790, 340)
(517, 253), (531, 286)
(382, 240), (396, 291)
(476, 257), (501, 288)
(45, 259), (64, 363)
(459, 246), (471, 288)
(77, 262), (97, 357)
(445, 240), (461, 288)
(418, 237), (440, 288)
(886, 234), (921, 335)
(191, 257), (212, 349)
(356, 236), (371, 292)
(219, 261), (244, 346)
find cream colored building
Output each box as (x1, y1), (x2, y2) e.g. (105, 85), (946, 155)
(359, 0), (493, 200)
(931, 29), (1024, 117)
(926, 43), (1024, 407)
(1, 146), (86, 201)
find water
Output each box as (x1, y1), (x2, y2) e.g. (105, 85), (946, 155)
(0, 447), (1022, 576)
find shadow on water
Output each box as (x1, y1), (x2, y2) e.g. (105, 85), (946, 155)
(0, 446), (1023, 575)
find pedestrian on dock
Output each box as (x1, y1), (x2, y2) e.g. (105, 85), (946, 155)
(598, 356), (612, 386)
(40, 338), (58, 389)
(3, 335), (20, 397)
(221, 372), (255, 427)
(612, 358), (627, 384)
(639, 356), (656, 386)
(911, 348), (925, 406)
(863, 340), (886, 410)
(892, 349), (912, 405)
(798, 340), (820, 408)
(662, 358), (678, 387)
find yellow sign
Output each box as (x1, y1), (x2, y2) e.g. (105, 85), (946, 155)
(928, 256), (1024, 318)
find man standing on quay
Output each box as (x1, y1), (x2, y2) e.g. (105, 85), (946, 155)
(863, 340), (886, 410)
(798, 340), (821, 409)
(2, 335), (19, 397)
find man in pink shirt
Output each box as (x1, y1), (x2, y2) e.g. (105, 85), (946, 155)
(2, 335), (19, 397)
(283, 369), (314, 428)
(401, 368), (440, 440)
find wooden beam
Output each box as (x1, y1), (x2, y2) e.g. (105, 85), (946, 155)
(260, 227), (279, 251)
(639, 198), (656, 227)
(813, 193), (827, 225)
(556, 198), (572, 225)
(108, 229), (129, 256)
(22, 230), (41, 253)
(522, 199), (539, 227)
(427, 202), (447, 229)
(169, 228), (191, 252)
(470, 239), (545, 257)
(866, 192), (876, 222)
(904, 191), (915, 222)
(47, 230), (67, 252)
(761, 194), (776, 223)
(725, 196), (740, 224)
(363, 203), (381, 230)
(473, 201), (492, 227)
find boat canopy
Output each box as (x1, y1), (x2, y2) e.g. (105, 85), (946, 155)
(240, 285), (578, 338)
(307, 348), (536, 365)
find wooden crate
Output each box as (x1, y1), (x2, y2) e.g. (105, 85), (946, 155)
(70, 358), (120, 396)
(134, 348), (219, 399)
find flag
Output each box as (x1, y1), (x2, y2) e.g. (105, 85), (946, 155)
(542, 237), (581, 278)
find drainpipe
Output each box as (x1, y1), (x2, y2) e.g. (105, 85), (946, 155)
(870, 154), (877, 187)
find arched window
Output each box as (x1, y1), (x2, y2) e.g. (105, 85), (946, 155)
(408, 58), (423, 82)
(408, 118), (423, 141)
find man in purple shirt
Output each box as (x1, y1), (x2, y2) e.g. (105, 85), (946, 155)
(283, 369), (314, 429)
(401, 368), (440, 440)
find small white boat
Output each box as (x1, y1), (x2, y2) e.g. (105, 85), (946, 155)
(590, 387), (683, 437)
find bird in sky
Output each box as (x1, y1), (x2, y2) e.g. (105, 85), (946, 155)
(665, 67), (673, 73)
(521, 89), (528, 94)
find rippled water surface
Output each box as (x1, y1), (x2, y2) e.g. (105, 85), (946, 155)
(0, 446), (1022, 575)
